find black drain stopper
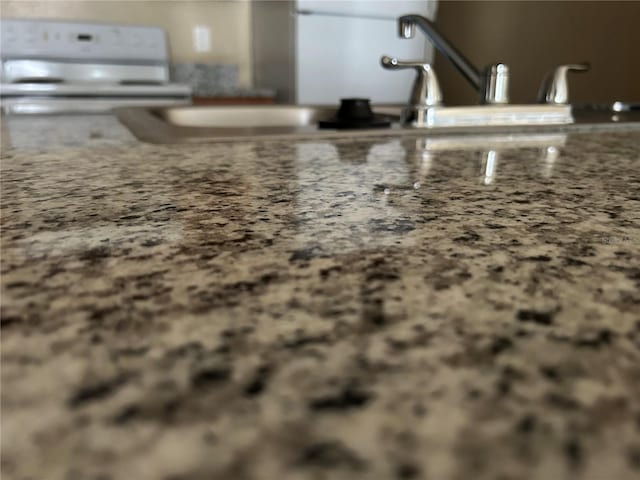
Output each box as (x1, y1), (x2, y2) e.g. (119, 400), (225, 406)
(318, 98), (392, 130)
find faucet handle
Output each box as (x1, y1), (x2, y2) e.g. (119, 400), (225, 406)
(481, 63), (510, 104)
(381, 55), (431, 70)
(537, 63), (590, 104)
(381, 55), (442, 107)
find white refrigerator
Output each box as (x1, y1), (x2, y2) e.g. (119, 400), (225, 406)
(295, 0), (436, 104)
(252, 0), (437, 104)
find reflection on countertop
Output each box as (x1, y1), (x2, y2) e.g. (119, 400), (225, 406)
(1, 115), (640, 480)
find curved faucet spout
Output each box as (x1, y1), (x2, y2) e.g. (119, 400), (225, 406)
(399, 14), (482, 91)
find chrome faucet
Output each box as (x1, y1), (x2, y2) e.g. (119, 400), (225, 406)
(380, 56), (442, 107)
(537, 63), (589, 104)
(398, 14), (508, 104)
(380, 55), (442, 126)
(380, 14), (579, 128)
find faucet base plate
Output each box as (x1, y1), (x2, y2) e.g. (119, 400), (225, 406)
(403, 104), (573, 128)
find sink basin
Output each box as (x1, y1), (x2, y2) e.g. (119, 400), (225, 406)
(116, 105), (403, 144)
(116, 104), (640, 144)
(158, 105), (397, 128)
(159, 105), (336, 128)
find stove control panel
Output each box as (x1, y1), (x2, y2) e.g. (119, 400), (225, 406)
(0, 19), (169, 63)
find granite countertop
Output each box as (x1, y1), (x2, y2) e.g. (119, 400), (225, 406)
(190, 87), (276, 100)
(1, 115), (640, 480)
(169, 63), (275, 99)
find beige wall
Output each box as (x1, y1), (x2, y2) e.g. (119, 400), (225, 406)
(435, 0), (640, 105)
(1, 0), (253, 86)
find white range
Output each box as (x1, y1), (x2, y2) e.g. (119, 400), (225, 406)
(0, 19), (191, 114)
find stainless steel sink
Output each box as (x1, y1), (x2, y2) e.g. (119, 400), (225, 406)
(116, 105), (403, 144)
(115, 104), (640, 144)
(157, 105), (342, 128)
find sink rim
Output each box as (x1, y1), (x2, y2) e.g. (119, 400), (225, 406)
(115, 104), (640, 144)
(154, 104), (392, 128)
(115, 104), (405, 144)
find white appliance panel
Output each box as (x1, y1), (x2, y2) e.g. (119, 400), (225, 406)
(0, 19), (190, 113)
(2, 60), (168, 84)
(2, 96), (189, 115)
(1, 19), (168, 62)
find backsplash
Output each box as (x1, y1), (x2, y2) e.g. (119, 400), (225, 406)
(170, 63), (239, 96)
(435, 1), (640, 104)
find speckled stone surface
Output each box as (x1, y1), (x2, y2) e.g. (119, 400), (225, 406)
(1, 115), (640, 480)
(170, 63), (275, 98)
(2, 114), (138, 150)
